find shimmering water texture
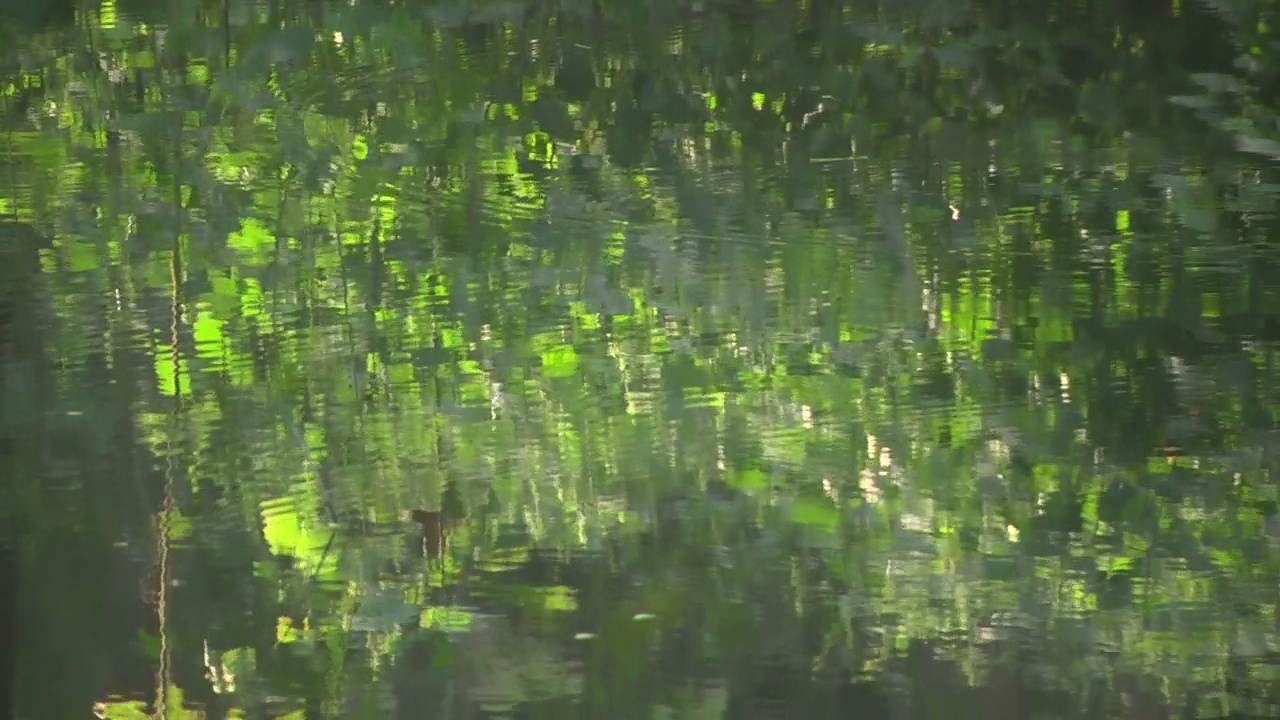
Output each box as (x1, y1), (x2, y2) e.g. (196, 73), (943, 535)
(3, 0), (1280, 718)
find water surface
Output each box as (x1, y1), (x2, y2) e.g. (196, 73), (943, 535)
(3, 1), (1280, 718)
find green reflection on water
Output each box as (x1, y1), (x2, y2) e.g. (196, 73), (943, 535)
(3, 0), (1280, 718)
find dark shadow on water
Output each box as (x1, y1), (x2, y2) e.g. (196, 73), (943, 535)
(0, 541), (15, 720)
(379, 532), (1280, 720)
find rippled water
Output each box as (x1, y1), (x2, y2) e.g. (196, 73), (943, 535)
(3, 1), (1280, 718)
